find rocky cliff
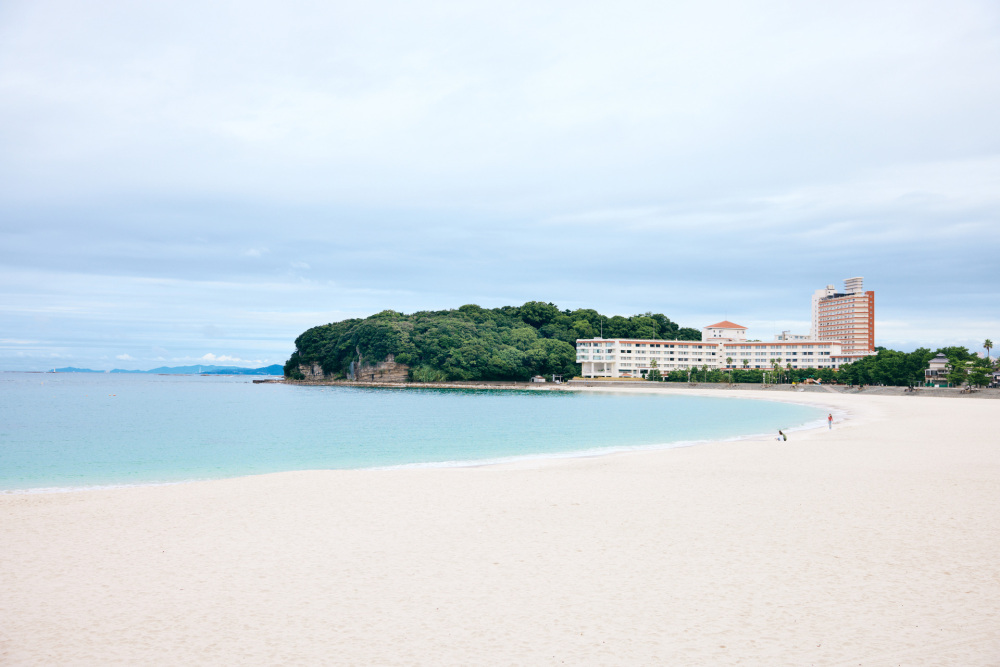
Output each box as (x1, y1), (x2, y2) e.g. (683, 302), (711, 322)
(297, 355), (410, 382)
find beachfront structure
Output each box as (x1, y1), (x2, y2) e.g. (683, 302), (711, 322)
(774, 332), (812, 342)
(577, 321), (844, 378)
(702, 320), (747, 341)
(924, 353), (951, 386)
(811, 277), (875, 356)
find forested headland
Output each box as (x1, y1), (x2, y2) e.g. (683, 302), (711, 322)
(284, 302), (700, 382)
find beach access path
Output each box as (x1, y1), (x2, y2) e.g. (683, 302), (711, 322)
(1, 388), (998, 665)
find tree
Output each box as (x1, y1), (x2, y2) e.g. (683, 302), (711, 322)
(742, 359), (749, 370)
(985, 339), (993, 363)
(946, 361), (969, 388)
(286, 301), (707, 381)
(518, 301), (560, 328)
(969, 366), (989, 388)
(938, 346), (975, 363)
(726, 357), (733, 383)
(647, 360), (662, 382)
(678, 327), (701, 340)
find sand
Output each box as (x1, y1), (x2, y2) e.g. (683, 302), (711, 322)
(1, 388), (999, 665)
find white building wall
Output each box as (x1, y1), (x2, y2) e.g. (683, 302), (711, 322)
(721, 340), (842, 369)
(810, 284), (837, 338)
(577, 337), (844, 378)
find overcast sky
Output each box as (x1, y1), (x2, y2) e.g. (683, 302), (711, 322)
(2, 0), (999, 370)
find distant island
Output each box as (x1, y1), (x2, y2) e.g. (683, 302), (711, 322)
(285, 302), (700, 382)
(51, 364), (284, 375)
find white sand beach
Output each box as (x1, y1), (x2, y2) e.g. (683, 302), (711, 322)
(1, 388), (999, 665)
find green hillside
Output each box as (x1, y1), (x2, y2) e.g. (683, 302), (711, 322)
(284, 301), (700, 382)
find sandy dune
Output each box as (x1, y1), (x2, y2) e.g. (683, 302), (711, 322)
(2, 389), (998, 665)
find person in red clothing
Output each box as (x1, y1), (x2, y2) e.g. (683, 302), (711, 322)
(828, 413), (833, 429)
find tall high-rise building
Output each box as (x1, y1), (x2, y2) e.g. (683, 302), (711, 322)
(810, 277), (875, 355)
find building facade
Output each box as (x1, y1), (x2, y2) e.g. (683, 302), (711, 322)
(577, 321), (843, 378)
(924, 353), (951, 386)
(577, 278), (875, 379)
(810, 276), (875, 356)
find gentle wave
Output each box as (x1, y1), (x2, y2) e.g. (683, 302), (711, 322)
(5, 410), (844, 493)
(1, 374), (834, 493)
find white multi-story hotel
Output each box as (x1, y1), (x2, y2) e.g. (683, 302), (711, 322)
(577, 277), (875, 378)
(577, 321), (844, 379)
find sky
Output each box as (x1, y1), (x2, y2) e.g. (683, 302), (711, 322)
(2, 0), (999, 371)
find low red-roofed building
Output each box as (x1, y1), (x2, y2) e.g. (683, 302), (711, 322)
(702, 321), (748, 341)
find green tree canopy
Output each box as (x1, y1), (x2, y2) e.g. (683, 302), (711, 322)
(836, 348), (935, 387)
(285, 302), (701, 381)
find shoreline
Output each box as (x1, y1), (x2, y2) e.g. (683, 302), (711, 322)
(284, 377), (1000, 399)
(1, 386), (839, 495)
(2, 389), (998, 664)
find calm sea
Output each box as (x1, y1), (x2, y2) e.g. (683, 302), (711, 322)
(0, 373), (824, 492)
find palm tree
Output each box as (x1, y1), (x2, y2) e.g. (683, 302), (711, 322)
(742, 359), (749, 370)
(985, 339), (993, 363)
(726, 357), (733, 384)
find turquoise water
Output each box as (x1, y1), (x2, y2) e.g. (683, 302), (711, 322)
(0, 373), (824, 491)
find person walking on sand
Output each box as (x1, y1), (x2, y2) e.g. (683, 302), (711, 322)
(828, 413), (833, 430)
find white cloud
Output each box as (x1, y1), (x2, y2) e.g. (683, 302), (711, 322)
(115, 353), (133, 360)
(0, 0), (998, 370)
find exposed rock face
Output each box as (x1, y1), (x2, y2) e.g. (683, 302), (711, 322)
(298, 362), (326, 381)
(350, 354), (410, 382)
(297, 355), (410, 382)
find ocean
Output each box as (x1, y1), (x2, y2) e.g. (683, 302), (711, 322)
(0, 373), (825, 492)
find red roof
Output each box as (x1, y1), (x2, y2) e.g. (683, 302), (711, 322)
(705, 320), (746, 329)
